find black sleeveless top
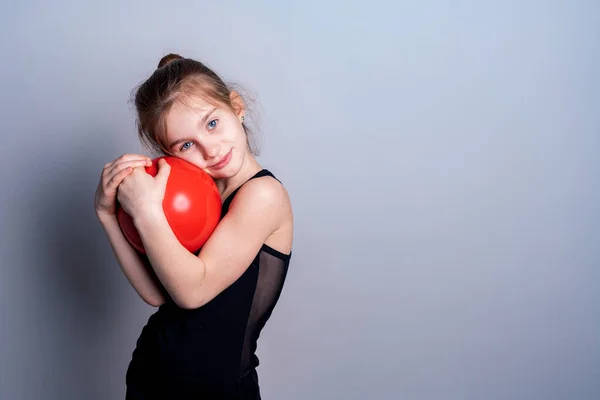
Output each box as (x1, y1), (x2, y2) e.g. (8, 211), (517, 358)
(125, 169), (292, 399)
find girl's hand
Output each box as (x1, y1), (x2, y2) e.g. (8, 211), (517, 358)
(94, 154), (153, 219)
(117, 158), (171, 221)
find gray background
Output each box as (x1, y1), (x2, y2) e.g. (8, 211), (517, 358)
(1, 1), (599, 399)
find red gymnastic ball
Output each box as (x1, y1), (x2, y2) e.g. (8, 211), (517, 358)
(117, 156), (222, 254)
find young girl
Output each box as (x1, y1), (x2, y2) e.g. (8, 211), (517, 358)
(94, 53), (294, 399)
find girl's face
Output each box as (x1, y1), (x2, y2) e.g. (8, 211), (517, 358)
(162, 92), (248, 180)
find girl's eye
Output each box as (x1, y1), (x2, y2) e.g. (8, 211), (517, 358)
(208, 119), (218, 130)
(180, 142), (193, 151)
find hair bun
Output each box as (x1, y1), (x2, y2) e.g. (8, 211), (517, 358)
(157, 53), (183, 68)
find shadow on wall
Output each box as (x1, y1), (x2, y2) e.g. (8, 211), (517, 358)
(23, 127), (148, 400)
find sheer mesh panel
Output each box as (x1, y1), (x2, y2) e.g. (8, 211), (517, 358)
(240, 247), (290, 375)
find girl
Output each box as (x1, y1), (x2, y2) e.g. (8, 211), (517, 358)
(94, 53), (294, 399)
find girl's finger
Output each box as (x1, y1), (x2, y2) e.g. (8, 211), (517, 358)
(104, 155), (152, 173)
(106, 166), (134, 190)
(107, 159), (152, 180)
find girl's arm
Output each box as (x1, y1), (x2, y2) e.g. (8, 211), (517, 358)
(98, 213), (168, 307)
(133, 177), (289, 309)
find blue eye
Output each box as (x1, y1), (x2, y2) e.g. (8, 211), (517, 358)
(208, 119), (218, 130)
(180, 142), (192, 151)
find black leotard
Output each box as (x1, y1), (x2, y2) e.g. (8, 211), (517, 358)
(125, 169), (292, 399)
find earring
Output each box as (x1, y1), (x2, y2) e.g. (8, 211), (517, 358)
(241, 116), (245, 123)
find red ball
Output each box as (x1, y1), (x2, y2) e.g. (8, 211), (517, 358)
(117, 156), (222, 254)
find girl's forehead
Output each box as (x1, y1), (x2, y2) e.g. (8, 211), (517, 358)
(168, 102), (217, 125)
(164, 97), (219, 137)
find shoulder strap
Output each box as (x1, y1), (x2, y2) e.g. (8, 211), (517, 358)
(221, 169), (279, 217)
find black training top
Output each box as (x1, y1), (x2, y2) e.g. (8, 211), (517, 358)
(125, 169), (292, 399)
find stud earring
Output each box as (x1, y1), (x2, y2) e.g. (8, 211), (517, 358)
(241, 116), (245, 123)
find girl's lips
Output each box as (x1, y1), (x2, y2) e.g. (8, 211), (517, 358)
(210, 149), (232, 169)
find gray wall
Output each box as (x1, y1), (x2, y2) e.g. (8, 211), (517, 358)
(1, 1), (599, 399)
